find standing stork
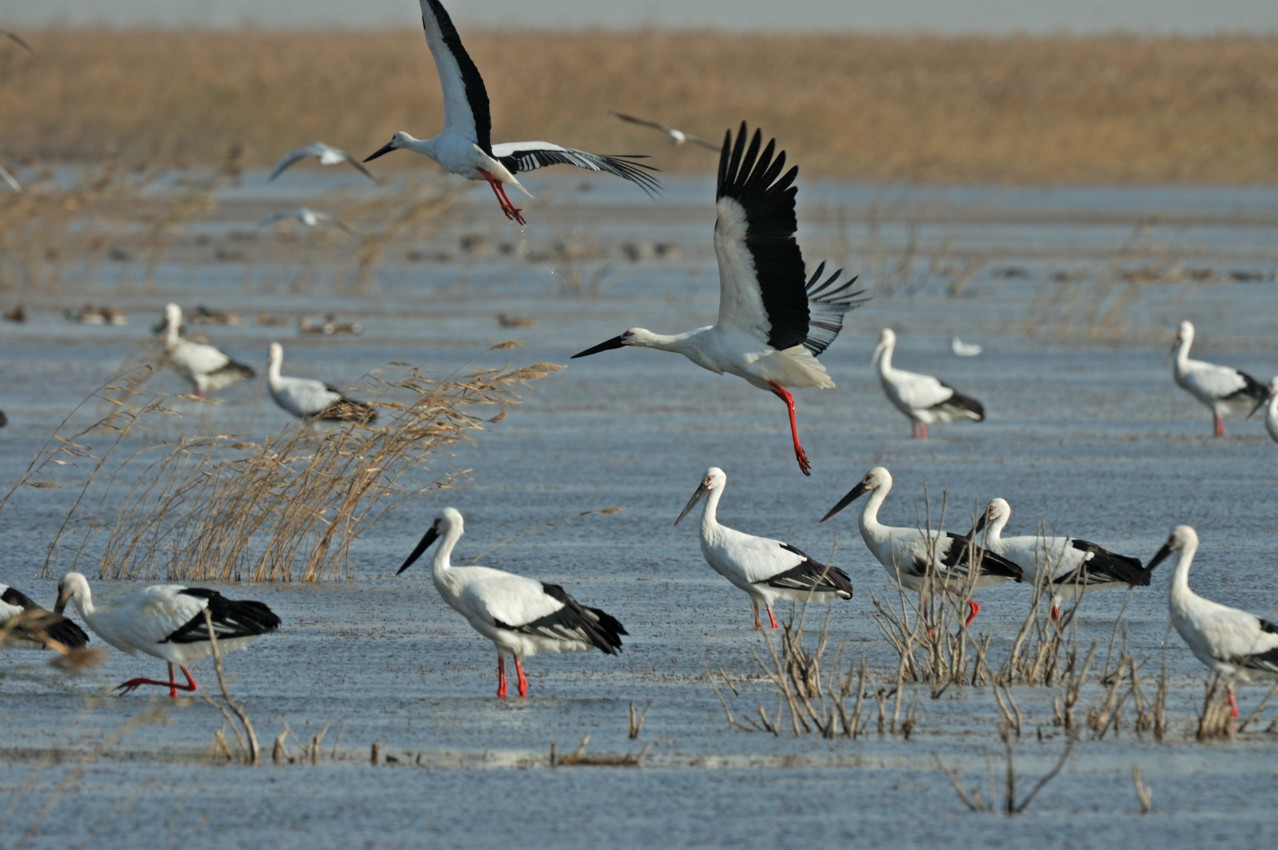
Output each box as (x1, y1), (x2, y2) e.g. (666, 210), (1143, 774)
(1, 584), (89, 651)
(1151, 525), (1278, 719)
(396, 508), (627, 699)
(363, 0), (659, 225)
(55, 572), (280, 698)
(1247, 377), (1278, 444)
(873, 328), (984, 439)
(1170, 320), (1266, 437)
(266, 342), (377, 427)
(572, 123), (864, 475)
(973, 498), (1151, 620)
(674, 467), (853, 629)
(821, 467), (1021, 627)
(160, 303), (255, 398)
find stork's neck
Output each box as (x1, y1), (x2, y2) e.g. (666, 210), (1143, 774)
(164, 317), (180, 347)
(699, 485), (726, 539)
(858, 486), (892, 548)
(1173, 335), (1193, 375)
(267, 353), (283, 384)
(430, 523), (464, 584)
(1168, 543), (1198, 613)
(875, 342), (894, 375)
(631, 327), (704, 355)
(983, 513), (1008, 546)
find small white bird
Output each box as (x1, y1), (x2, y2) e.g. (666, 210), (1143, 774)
(572, 123), (864, 476)
(1170, 320), (1266, 437)
(873, 328), (985, 439)
(674, 467), (853, 630)
(161, 303), (255, 398)
(950, 336), (982, 357)
(1151, 525), (1278, 719)
(610, 112), (719, 151)
(821, 467), (1022, 627)
(257, 207), (357, 236)
(266, 342), (377, 427)
(55, 572), (280, 697)
(0, 163), (20, 192)
(974, 498), (1151, 620)
(1, 584), (89, 650)
(269, 141), (379, 184)
(1246, 377), (1278, 444)
(363, 0), (659, 226)
(396, 508), (627, 699)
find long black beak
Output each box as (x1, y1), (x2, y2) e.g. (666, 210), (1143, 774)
(53, 586), (68, 616)
(571, 335), (626, 359)
(821, 481), (869, 523)
(973, 511), (990, 535)
(397, 526), (440, 575)
(674, 482), (710, 526)
(1247, 394), (1270, 419)
(1146, 540), (1175, 573)
(363, 141), (396, 164)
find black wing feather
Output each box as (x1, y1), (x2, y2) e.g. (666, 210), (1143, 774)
(934, 384), (986, 420)
(1060, 539), (1148, 587)
(762, 543), (854, 598)
(940, 534), (1024, 581)
(496, 148), (661, 195)
(1, 586), (90, 648)
(163, 588), (281, 645)
(717, 122), (809, 352)
(424, 0), (492, 154)
(496, 583), (626, 655)
(802, 262), (866, 356)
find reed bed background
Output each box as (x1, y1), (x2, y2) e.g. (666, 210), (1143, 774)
(1, 29), (1276, 184)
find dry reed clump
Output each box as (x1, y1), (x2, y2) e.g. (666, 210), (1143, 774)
(2, 30), (1277, 184)
(20, 359), (561, 582)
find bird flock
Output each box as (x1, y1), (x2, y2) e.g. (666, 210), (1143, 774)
(5, 0), (1277, 719)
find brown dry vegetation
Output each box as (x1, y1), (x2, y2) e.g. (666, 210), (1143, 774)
(1, 29), (1276, 183)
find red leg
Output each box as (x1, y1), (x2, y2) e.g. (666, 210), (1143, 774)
(477, 168), (526, 226)
(751, 600), (762, 630)
(919, 422), (929, 440)
(115, 662), (199, 698)
(496, 653), (508, 699)
(910, 420), (918, 439)
(1050, 603), (1061, 621)
(766, 604), (779, 630)
(1213, 413), (1226, 437)
(964, 600), (980, 628)
(768, 383), (810, 476)
(514, 657), (529, 699)
(1228, 687), (1239, 718)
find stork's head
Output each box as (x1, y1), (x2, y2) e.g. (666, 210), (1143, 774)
(363, 132), (414, 163)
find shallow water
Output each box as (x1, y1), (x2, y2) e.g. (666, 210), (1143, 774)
(2, 173), (1278, 847)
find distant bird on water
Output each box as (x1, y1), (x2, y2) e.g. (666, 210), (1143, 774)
(161, 303), (255, 398)
(1170, 320), (1266, 437)
(873, 327), (984, 439)
(55, 572), (280, 698)
(610, 112), (719, 151)
(674, 467), (853, 629)
(572, 123), (864, 476)
(2, 584), (89, 651)
(269, 141), (379, 184)
(1151, 525), (1278, 719)
(397, 507), (626, 699)
(258, 207), (357, 237)
(266, 342), (377, 427)
(362, 0), (660, 225)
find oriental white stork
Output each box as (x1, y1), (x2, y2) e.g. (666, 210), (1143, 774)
(396, 507), (627, 699)
(55, 572), (280, 698)
(973, 498), (1151, 620)
(1170, 320), (1266, 437)
(674, 467), (852, 629)
(266, 342), (377, 427)
(1, 584), (89, 651)
(821, 466), (1022, 627)
(873, 328), (984, 439)
(572, 122), (865, 476)
(363, 0), (659, 225)
(610, 112), (719, 151)
(160, 303), (256, 398)
(1151, 525), (1278, 718)
(269, 141), (379, 183)
(1247, 377), (1278, 444)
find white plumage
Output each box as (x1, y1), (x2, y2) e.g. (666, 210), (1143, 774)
(1, 583), (89, 650)
(873, 328), (984, 439)
(1170, 320), (1266, 437)
(396, 507), (627, 699)
(950, 336), (982, 357)
(269, 141), (379, 183)
(573, 123), (864, 476)
(266, 342), (377, 426)
(55, 572), (280, 697)
(362, 0), (659, 225)
(821, 466), (1022, 626)
(610, 111), (719, 150)
(674, 467), (853, 629)
(161, 302), (255, 397)
(974, 498), (1150, 620)
(1151, 525), (1278, 718)
(1247, 376), (1278, 444)
(257, 207), (357, 236)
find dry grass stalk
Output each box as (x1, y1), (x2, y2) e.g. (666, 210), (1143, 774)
(1237, 682), (1278, 734)
(1051, 639), (1097, 735)
(1132, 765), (1153, 814)
(550, 734), (654, 767)
(201, 608), (260, 765)
(628, 700), (652, 740)
(33, 361), (561, 582)
(1195, 675), (1236, 741)
(935, 727), (1077, 816)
